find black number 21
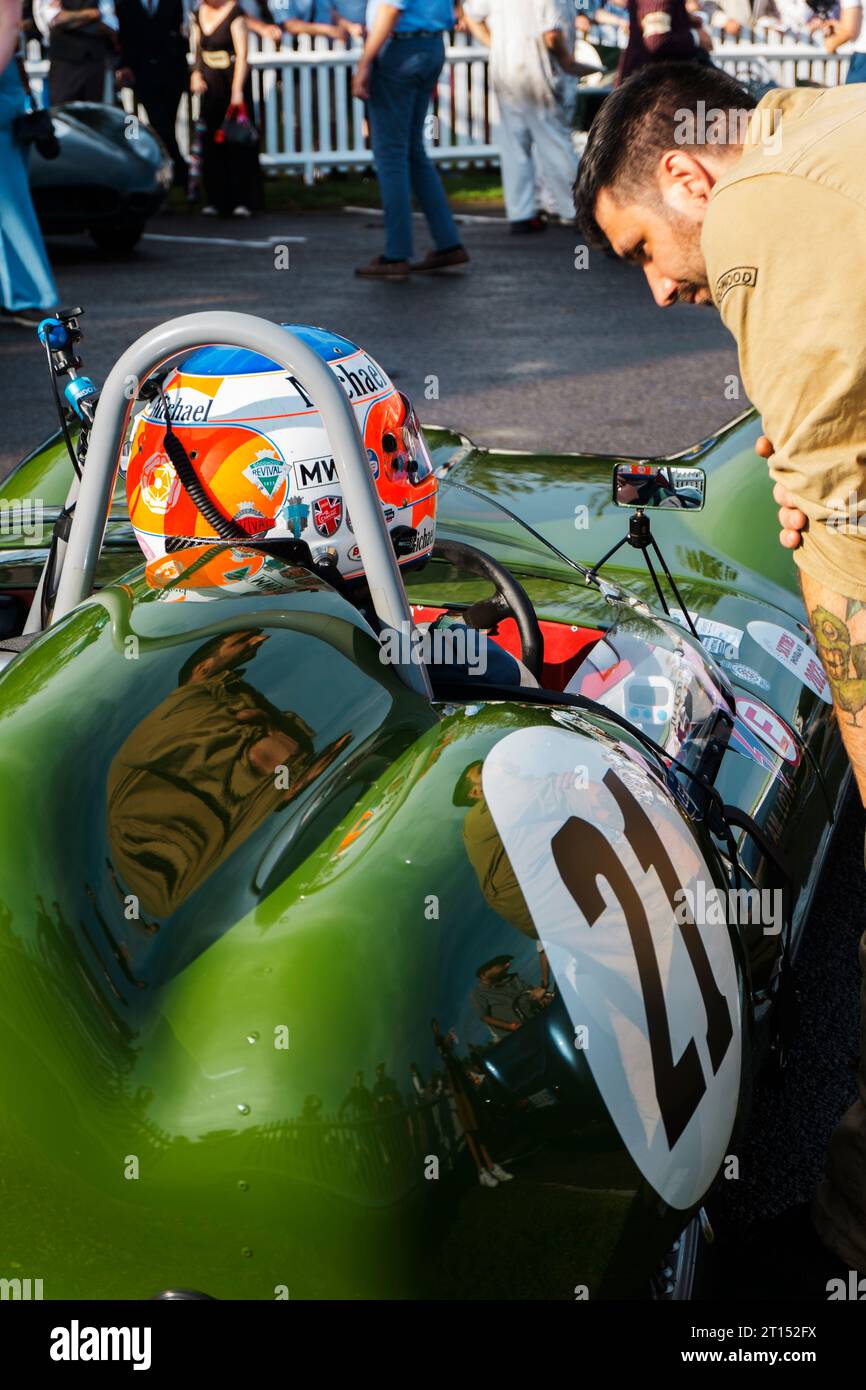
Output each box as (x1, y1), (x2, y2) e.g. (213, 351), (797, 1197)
(551, 769), (734, 1150)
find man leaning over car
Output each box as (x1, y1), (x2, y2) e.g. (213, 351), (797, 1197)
(575, 60), (866, 1288)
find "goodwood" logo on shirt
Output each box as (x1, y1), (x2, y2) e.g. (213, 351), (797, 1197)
(715, 266), (758, 303)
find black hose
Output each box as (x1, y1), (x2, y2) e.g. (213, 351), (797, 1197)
(160, 429), (247, 543)
(153, 381), (247, 543)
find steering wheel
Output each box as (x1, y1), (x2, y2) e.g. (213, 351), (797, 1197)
(431, 539), (544, 681)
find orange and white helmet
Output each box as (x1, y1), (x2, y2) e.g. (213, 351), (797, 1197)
(122, 325), (438, 582)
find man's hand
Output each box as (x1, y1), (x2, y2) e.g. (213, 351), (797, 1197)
(191, 70), (207, 95)
(757, 434), (807, 549)
(774, 480), (808, 549)
(352, 59), (371, 99)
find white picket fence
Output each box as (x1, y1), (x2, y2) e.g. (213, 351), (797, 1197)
(24, 29), (851, 185)
(245, 31), (497, 179)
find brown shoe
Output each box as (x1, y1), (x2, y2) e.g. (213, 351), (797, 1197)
(355, 256), (411, 280)
(412, 245), (470, 273)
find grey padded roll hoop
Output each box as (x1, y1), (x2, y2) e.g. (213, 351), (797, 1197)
(50, 313), (433, 699)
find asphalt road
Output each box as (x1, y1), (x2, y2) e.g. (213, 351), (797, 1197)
(0, 205), (861, 1290)
(0, 205), (744, 473)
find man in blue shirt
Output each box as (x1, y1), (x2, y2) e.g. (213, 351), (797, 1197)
(241, 0), (348, 39)
(352, 1), (469, 277)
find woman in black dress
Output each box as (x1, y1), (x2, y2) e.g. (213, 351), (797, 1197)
(190, 1), (262, 217)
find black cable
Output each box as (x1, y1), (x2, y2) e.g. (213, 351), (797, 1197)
(41, 502), (75, 629)
(153, 380), (248, 543)
(44, 338), (81, 479)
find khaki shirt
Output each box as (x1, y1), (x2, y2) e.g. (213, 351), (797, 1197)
(107, 672), (312, 919)
(701, 85), (866, 601)
(462, 798), (536, 938)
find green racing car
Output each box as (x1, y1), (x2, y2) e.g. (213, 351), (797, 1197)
(0, 309), (847, 1300)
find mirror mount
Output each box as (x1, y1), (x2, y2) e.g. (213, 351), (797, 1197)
(587, 499), (701, 642)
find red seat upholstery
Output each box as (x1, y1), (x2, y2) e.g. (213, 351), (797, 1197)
(410, 605), (602, 693)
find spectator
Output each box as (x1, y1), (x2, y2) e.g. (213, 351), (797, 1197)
(338, 1070), (376, 1121)
(576, 0), (629, 35)
(334, 0), (364, 33)
(246, 0), (346, 39)
(471, 955), (551, 1037)
(351, 1), (468, 279)
(819, 4), (866, 82)
(115, 0), (190, 189)
(238, 0), (283, 41)
(463, 0), (594, 233)
(617, 0), (711, 83)
(753, 0), (817, 36)
(33, 0), (118, 104)
(0, 0), (59, 326)
(703, 0), (755, 37)
(191, 0), (262, 216)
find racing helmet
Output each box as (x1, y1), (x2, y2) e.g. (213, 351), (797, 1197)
(123, 325), (438, 583)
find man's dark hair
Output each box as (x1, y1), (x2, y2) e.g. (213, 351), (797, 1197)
(452, 759), (483, 807)
(575, 62), (756, 245)
(178, 633), (233, 686)
(177, 629), (263, 686)
(476, 954), (513, 979)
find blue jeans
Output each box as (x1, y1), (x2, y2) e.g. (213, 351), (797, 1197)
(367, 35), (460, 261)
(847, 52), (866, 83)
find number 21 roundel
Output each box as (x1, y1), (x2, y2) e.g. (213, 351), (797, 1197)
(482, 727), (741, 1210)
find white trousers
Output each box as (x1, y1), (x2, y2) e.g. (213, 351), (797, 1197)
(495, 94), (578, 223)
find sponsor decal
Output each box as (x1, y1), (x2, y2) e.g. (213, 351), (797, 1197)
(719, 659), (770, 692)
(482, 728), (740, 1209)
(287, 374), (314, 409)
(144, 391), (214, 426)
(149, 556), (182, 585)
(233, 501), (269, 535)
(296, 456), (338, 490)
(243, 454), (289, 499)
(410, 520), (434, 555)
(347, 544), (361, 562)
(715, 266), (758, 303)
(330, 353), (390, 403)
(747, 620), (831, 703)
(223, 564), (256, 583)
(280, 494), (309, 539)
(670, 611), (743, 661)
(730, 720), (783, 776)
(735, 696), (800, 765)
(367, 447), (380, 479)
(312, 495), (343, 537)
(139, 454), (181, 515)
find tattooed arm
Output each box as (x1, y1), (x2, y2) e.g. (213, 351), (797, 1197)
(803, 573), (866, 805)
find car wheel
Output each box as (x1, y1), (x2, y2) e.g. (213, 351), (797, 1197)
(89, 221), (146, 254)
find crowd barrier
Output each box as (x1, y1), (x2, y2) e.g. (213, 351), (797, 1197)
(24, 27), (850, 184)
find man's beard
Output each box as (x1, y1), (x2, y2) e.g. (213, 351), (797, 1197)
(663, 205), (710, 301)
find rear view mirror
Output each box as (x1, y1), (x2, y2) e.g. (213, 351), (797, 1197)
(612, 464), (705, 511)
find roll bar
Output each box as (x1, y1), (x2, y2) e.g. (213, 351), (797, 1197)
(49, 312), (433, 699)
